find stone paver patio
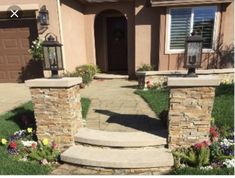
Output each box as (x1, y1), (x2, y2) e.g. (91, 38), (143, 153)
(81, 79), (164, 132)
(0, 84), (31, 114)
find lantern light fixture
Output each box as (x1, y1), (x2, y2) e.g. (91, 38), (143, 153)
(39, 5), (49, 26)
(42, 33), (63, 78)
(184, 31), (203, 77)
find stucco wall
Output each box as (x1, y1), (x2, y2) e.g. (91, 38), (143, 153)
(135, 0), (161, 70)
(0, 0), (61, 41)
(60, 1), (87, 72)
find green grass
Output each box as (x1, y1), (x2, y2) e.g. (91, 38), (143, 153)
(135, 89), (169, 117)
(212, 83), (234, 127)
(136, 84), (234, 128)
(0, 97), (90, 175)
(170, 167), (234, 175)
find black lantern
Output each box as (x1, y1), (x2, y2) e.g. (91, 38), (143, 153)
(184, 33), (203, 77)
(42, 33), (63, 78)
(39, 5), (49, 26)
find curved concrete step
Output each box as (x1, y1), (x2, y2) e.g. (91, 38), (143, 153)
(75, 128), (167, 147)
(61, 145), (174, 168)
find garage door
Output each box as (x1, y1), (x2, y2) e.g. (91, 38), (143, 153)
(0, 19), (43, 83)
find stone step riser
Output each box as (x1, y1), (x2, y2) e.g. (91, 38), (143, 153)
(75, 142), (167, 149)
(52, 163), (173, 175)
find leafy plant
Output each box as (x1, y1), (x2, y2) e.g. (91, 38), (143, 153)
(137, 64), (154, 71)
(173, 146), (210, 167)
(210, 142), (222, 161)
(64, 64), (100, 84)
(28, 39), (43, 60)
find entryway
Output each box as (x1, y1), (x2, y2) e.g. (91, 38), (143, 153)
(94, 10), (128, 74)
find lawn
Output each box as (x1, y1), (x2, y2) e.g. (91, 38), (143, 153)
(136, 83), (234, 128)
(0, 97), (90, 175)
(136, 83), (234, 175)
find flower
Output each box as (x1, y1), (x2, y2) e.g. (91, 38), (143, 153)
(194, 141), (209, 150)
(32, 143), (37, 149)
(1, 138), (7, 145)
(42, 138), (49, 146)
(27, 128), (33, 133)
(200, 166), (213, 170)
(51, 141), (58, 149)
(9, 141), (17, 149)
(223, 159), (235, 168)
(21, 140), (37, 147)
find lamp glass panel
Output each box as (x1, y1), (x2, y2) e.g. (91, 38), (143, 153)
(48, 47), (57, 68)
(56, 46), (63, 69)
(43, 47), (50, 69)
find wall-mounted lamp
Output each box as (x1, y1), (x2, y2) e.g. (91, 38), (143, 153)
(39, 5), (49, 26)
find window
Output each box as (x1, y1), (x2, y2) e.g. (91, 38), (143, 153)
(169, 6), (217, 51)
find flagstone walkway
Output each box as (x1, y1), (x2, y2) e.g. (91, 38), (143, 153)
(80, 79), (165, 132)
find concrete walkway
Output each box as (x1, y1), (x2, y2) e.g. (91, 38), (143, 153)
(81, 79), (164, 132)
(0, 84), (31, 114)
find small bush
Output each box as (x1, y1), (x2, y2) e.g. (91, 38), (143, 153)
(171, 167), (234, 175)
(137, 64), (154, 71)
(64, 64), (100, 84)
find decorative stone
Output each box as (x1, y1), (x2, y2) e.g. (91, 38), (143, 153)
(25, 77), (83, 151)
(167, 76), (220, 149)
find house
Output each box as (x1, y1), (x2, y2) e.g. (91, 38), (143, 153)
(0, 0), (234, 82)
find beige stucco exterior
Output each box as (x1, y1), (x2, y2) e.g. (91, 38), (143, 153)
(0, 0), (233, 77)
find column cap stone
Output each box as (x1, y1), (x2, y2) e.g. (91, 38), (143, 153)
(25, 77), (82, 88)
(167, 75), (220, 87)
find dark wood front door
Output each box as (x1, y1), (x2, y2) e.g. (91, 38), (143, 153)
(107, 16), (127, 72)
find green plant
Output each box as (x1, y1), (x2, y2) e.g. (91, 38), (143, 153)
(28, 39), (43, 60)
(173, 147), (210, 167)
(137, 64), (154, 71)
(170, 167), (234, 175)
(64, 64), (100, 84)
(27, 141), (60, 163)
(210, 142), (222, 161)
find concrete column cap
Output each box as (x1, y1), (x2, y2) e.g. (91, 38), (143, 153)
(25, 77), (82, 88)
(167, 75), (220, 87)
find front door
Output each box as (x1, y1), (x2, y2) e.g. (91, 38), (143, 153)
(107, 16), (127, 72)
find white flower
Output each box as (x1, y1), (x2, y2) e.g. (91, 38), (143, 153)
(21, 140), (37, 147)
(223, 159), (235, 168)
(220, 138), (234, 147)
(200, 166), (213, 170)
(19, 157), (28, 162)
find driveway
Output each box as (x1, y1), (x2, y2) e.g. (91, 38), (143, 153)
(0, 83), (31, 114)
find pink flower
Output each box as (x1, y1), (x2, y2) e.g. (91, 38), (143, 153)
(31, 143), (37, 149)
(51, 141), (58, 149)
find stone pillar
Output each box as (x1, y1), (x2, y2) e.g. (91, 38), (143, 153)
(167, 76), (220, 149)
(25, 77), (83, 150)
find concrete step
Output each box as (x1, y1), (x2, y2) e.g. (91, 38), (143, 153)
(75, 128), (167, 147)
(94, 73), (128, 79)
(61, 145), (174, 168)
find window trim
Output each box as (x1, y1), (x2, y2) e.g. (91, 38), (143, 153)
(165, 5), (220, 54)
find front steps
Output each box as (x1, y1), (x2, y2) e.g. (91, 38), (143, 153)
(59, 128), (174, 175)
(74, 128), (167, 147)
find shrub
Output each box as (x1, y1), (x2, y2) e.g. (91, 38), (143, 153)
(171, 167), (234, 175)
(28, 38), (43, 60)
(64, 64), (100, 84)
(137, 64), (154, 71)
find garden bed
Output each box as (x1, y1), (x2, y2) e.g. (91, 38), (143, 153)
(0, 98), (90, 175)
(136, 83), (234, 175)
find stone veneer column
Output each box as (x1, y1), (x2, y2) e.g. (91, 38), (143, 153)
(167, 76), (220, 149)
(25, 77), (83, 150)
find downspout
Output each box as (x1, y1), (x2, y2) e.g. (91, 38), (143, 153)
(56, 0), (67, 71)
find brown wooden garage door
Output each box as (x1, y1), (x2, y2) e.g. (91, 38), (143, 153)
(0, 19), (43, 83)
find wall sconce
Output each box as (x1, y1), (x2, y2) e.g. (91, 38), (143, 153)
(39, 5), (49, 26)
